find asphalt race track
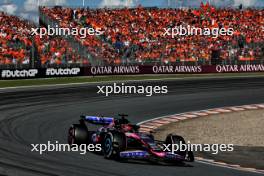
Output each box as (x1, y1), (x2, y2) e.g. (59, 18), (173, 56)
(1, 77), (264, 176)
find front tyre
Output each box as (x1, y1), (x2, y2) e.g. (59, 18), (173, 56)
(165, 134), (187, 157)
(165, 134), (194, 162)
(186, 151), (194, 162)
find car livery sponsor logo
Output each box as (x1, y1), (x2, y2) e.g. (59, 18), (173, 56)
(84, 116), (114, 124)
(46, 68), (80, 76)
(1, 69), (38, 78)
(119, 151), (149, 158)
(165, 152), (184, 159)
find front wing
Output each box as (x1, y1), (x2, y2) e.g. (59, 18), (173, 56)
(119, 150), (185, 161)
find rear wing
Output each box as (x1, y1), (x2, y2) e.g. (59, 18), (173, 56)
(80, 115), (114, 125)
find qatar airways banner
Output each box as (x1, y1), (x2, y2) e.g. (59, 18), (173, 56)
(86, 64), (264, 75)
(1, 64), (264, 79)
(215, 65), (264, 73)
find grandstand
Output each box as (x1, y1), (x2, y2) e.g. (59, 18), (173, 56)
(1, 3), (264, 68)
(0, 12), (33, 68)
(0, 11), (90, 69)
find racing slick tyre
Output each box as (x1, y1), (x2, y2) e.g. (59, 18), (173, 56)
(165, 134), (194, 162)
(68, 124), (89, 145)
(103, 131), (126, 159)
(186, 151), (195, 162)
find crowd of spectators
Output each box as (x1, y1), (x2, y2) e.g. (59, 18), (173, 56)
(0, 12), (33, 66)
(0, 11), (88, 67)
(40, 5), (264, 64)
(40, 7), (122, 65)
(1, 5), (264, 67)
(34, 34), (89, 67)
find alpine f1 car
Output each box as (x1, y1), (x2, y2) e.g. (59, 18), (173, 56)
(68, 114), (194, 163)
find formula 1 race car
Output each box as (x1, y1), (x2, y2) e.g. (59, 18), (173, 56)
(68, 114), (194, 163)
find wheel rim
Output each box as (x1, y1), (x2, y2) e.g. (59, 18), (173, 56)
(104, 137), (112, 154)
(68, 127), (75, 145)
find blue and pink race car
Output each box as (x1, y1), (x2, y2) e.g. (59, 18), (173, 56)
(68, 114), (194, 163)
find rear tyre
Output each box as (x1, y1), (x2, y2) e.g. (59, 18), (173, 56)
(103, 131), (126, 159)
(68, 124), (89, 145)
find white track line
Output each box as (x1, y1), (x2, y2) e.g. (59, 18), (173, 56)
(1, 73), (264, 91)
(137, 103), (264, 174)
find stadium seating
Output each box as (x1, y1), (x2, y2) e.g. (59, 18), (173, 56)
(0, 12), (33, 66)
(0, 11), (88, 67)
(40, 6), (264, 65)
(1, 5), (264, 67)
(34, 34), (89, 67)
